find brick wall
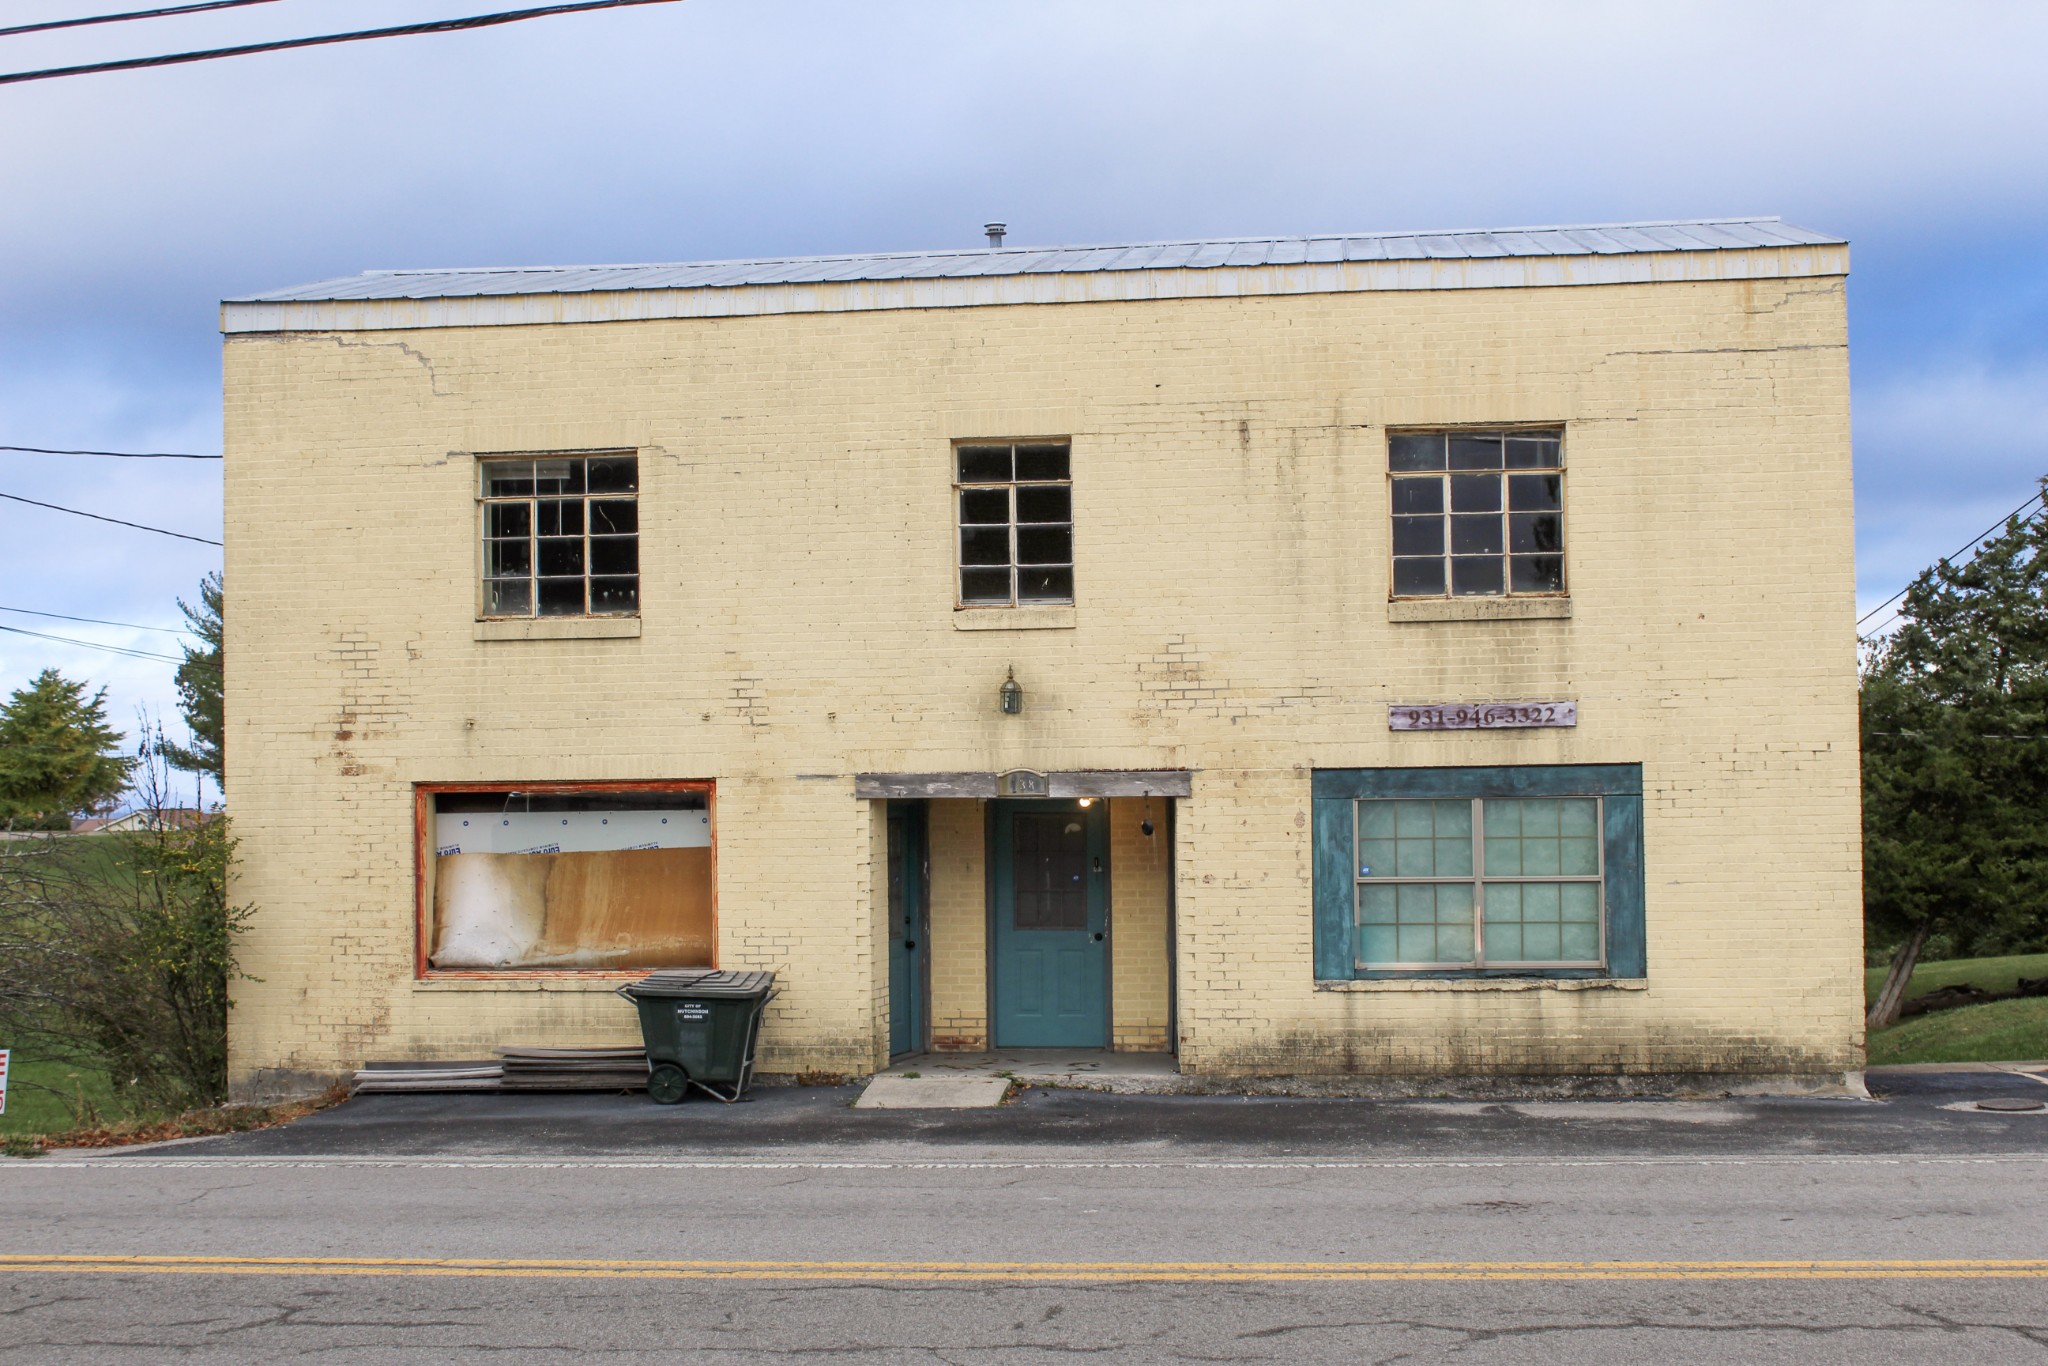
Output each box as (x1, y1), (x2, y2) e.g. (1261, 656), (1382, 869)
(222, 266), (1861, 1088)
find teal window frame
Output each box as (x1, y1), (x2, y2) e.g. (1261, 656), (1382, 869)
(1312, 765), (1644, 981)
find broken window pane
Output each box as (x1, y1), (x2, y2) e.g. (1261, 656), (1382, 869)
(1018, 566), (1074, 602)
(1449, 434), (1503, 470)
(478, 454), (638, 620)
(1389, 433), (1445, 471)
(590, 500), (637, 535)
(1016, 525), (1072, 566)
(957, 445), (1011, 482)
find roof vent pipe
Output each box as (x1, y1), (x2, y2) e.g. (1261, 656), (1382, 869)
(984, 223), (1006, 248)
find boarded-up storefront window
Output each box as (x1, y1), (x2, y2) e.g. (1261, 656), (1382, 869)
(426, 787), (713, 971)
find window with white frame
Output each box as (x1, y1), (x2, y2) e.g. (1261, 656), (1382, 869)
(478, 454), (639, 617)
(1389, 429), (1564, 598)
(955, 441), (1073, 606)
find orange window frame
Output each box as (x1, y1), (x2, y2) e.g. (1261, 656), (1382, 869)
(413, 778), (718, 979)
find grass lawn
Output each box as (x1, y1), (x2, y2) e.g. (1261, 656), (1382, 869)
(1, 1055), (127, 1137)
(1863, 951), (2048, 1004)
(1867, 996), (2048, 1066)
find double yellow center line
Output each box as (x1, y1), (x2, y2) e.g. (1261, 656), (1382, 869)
(4, 1256), (2048, 1284)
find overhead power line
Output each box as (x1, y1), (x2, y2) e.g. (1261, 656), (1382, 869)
(0, 605), (189, 637)
(1856, 488), (2047, 633)
(0, 491), (221, 546)
(0, 0), (282, 39)
(2, 444), (220, 460)
(0, 622), (182, 664)
(0, 0), (684, 85)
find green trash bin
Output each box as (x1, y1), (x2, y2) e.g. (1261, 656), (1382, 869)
(617, 969), (777, 1104)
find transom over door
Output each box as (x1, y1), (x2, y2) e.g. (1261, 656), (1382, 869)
(991, 800), (1108, 1048)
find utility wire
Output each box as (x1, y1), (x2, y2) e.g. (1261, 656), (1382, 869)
(1857, 488), (2047, 632)
(0, 491), (221, 545)
(0, 0), (281, 39)
(0, 623), (182, 664)
(0, 0), (683, 85)
(1, 444), (220, 460)
(0, 605), (189, 637)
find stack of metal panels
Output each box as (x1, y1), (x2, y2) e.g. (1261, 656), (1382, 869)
(497, 1046), (649, 1091)
(352, 1062), (504, 1093)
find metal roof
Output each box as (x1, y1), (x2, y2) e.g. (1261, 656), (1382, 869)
(233, 218), (1843, 305)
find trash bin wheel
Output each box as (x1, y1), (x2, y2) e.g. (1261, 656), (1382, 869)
(649, 1064), (690, 1105)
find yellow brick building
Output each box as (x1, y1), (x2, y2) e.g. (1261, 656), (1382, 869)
(220, 217), (1863, 1096)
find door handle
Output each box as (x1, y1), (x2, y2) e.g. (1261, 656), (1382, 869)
(904, 940), (916, 951)
(1091, 932), (1105, 943)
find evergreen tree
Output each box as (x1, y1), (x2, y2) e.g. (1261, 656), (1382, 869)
(160, 572), (223, 790)
(1862, 479), (2048, 1027)
(0, 668), (132, 830)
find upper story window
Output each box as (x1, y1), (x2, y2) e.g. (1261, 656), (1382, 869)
(956, 441), (1073, 606)
(479, 454), (639, 618)
(1389, 429), (1564, 599)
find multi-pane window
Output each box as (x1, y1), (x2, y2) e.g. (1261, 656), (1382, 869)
(1353, 797), (1604, 970)
(479, 454), (639, 617)
(1389, 429), (1564, 598)
(956, 441), (1073, 606)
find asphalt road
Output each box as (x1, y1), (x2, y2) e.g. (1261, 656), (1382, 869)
(4, 1070), (2048, 1362)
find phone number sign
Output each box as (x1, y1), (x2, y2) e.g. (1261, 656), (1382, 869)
(1390, 701), (1577, 731)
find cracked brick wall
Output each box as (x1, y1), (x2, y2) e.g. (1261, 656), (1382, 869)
(222, 264), (1860, 1089)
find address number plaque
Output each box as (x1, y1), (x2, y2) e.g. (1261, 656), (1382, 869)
(1389, 701), (1577, 731)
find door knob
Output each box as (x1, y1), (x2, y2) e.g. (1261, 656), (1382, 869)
(1091, 932), (1105, 942)
(904, 940), (917, 951)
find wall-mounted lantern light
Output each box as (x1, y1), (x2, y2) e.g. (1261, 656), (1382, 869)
(999, 666), (1023, 716)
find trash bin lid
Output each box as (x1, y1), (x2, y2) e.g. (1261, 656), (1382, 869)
(620, 968), (776, 999)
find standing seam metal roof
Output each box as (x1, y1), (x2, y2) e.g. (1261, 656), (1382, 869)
(233, 217), (1842, 304)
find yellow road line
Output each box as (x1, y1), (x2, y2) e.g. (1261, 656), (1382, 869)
(3, 1256), (2048, 1284)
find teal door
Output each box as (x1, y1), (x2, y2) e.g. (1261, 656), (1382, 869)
(992, 799), (1109, 1048)
(887, 804), (926, 1056)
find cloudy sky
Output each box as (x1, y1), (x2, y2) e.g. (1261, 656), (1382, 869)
(2, 0), (2045, 786)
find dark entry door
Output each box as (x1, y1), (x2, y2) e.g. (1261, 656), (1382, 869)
(886, 804), (926, 1056)
(991, 799), (1108, 1047)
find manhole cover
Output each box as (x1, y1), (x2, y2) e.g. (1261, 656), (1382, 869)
(1975, 1098), (2046, 1112)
